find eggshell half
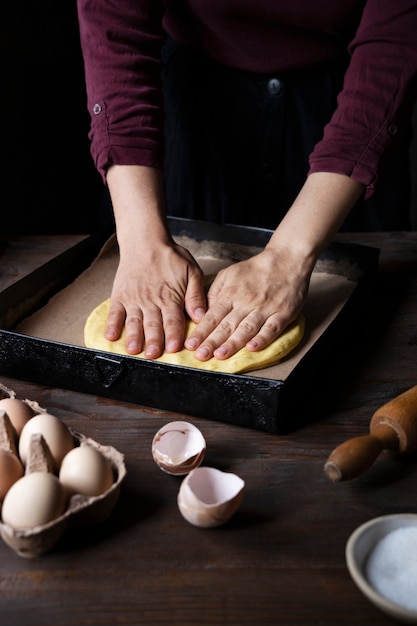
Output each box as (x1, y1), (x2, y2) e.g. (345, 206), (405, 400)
(152, 421), (206, 475)
(177, 466), (245, 528)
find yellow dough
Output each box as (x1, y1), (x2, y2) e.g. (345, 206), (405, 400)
(84, 298), (305, 374)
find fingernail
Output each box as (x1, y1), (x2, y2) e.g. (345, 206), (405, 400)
(127, 341), (139, 354)
(214, 345), (229, 358)
(185, 337), (198, 350)
(194, 308), (205, 320)
(196, 346), (210, 359)
(145, 344), (159, 358)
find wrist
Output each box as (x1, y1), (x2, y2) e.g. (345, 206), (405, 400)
(106, 164), (172, 250)
(268, 172), (364, 264)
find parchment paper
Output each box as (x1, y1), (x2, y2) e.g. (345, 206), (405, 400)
(16, 235), (357, 381)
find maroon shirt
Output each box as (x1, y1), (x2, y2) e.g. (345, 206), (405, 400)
(77, 0), (417, 199)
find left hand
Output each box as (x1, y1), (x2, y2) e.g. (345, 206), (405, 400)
(184, 245), (311, 361)
(184, 171), (365, 361)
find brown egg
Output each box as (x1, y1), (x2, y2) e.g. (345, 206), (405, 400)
(19, 413), (74, 469)
(0, 398), (34, 436)
(0, 449), (24, 502)
(59, 445), (114, 497)
(1, 472), (68, 529)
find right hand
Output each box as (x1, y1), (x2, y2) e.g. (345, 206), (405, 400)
(105, 238), (207, 358)
(105, 164), (207, 358)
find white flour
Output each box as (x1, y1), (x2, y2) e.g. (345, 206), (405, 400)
(366, 526), (417, 611)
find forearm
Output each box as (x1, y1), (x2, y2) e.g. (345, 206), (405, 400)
(104, 163), (207, 356)
(106, 164), (172, 260)
(267, 172), (365, 270)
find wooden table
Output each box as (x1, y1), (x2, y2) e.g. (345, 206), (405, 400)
(0, 232), (416, 626)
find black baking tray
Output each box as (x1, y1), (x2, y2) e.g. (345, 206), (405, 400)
(0, 217), (379, 434)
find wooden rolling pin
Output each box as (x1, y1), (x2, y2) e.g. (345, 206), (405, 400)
(324, 385), (417, 482)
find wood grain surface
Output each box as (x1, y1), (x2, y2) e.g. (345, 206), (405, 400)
(0, 232), (416, 626)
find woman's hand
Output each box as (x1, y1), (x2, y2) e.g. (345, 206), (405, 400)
(184, 171), (365, 361)
(184, 246), (311, 361)
(105, 164), (207, 358)
(106, 240), (206, 358)
(106, 166), (364, 362)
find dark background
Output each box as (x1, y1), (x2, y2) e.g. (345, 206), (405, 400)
(2, 3), (103, 234)
(2, 4), (417, 234)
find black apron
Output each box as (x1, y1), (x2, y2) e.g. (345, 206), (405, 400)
(162, 37), (411, 232)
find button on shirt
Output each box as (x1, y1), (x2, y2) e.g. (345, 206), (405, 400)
(267, 79), (282, 96)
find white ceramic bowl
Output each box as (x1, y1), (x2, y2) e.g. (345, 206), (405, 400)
(346, 514), (417, 624)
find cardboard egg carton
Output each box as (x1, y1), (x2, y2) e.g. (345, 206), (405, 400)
(0, 383), (126, 558)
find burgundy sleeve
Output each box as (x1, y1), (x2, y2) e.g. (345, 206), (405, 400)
(309, 0), (417, 199)
(77, 0), (166, 182)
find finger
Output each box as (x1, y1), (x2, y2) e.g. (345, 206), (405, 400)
(124, 308), (145, 355)
(141, 310), (165, 359)
(195, 310), (294, 361)
(184, 305), (233, 352)
(245, 314), (290, 351)
(162, 309), (187, 353)
(184, 272), (207, 323)
(195, 313), (262, 361)
(144, 306), (187, 358)
(214, 312), (295, 358)
(105, 300), (127, 342)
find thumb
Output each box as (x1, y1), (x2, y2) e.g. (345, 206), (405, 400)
(184, 274), (207, 323)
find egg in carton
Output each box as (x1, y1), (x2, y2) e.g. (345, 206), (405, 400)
(0, 384), (126, 558)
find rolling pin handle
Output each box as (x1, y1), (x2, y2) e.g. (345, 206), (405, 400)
(324, 424), (399, 482)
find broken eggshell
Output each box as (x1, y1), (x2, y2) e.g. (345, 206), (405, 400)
(177, 466), (245, 528)
(152, 420), (206, 475)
